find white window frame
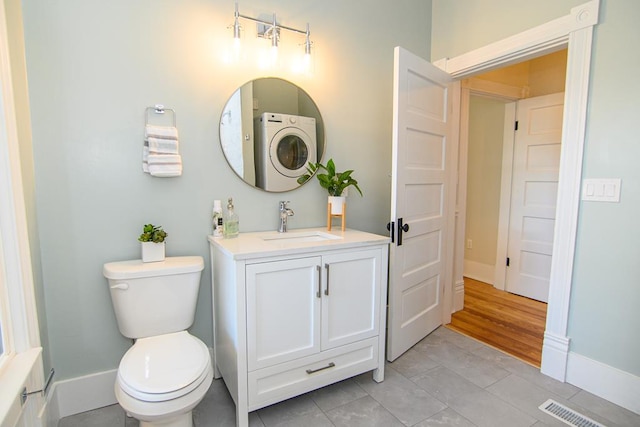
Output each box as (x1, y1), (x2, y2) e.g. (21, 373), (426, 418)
(0, 0), (43, 424)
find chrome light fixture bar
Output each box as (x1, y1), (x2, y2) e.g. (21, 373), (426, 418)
(231, 3), (312, 55)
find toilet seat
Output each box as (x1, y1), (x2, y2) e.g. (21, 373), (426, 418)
(118, 331), (210, 402)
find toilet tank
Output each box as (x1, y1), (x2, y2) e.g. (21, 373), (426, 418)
(103, 256), (205, 339)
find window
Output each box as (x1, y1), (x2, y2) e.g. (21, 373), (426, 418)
(0, 245), (12, 371)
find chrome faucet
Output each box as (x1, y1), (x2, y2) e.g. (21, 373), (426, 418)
(278, 201), (294, 232)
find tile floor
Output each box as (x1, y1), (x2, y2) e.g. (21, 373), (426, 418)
(58, 327), (640, 427)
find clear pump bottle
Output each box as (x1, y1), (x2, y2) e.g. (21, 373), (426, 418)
(224, 197), (239, 238)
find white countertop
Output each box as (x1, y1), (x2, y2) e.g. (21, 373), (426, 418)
(208, 227), (390, 260)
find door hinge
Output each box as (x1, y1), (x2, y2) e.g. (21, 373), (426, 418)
(514, 121), (519, 131)
(506, 257), (510, 267)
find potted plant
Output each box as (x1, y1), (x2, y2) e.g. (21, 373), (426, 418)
(138, 223), (167, 262)
(297, 158), (363, 215)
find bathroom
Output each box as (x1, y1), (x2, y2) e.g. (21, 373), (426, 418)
(3, 0), (640, 425)
(9, 0), (429, 421)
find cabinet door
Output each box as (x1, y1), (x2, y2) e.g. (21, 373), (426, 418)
(321, 249), (382, 350)
(246, 256), (322, 371)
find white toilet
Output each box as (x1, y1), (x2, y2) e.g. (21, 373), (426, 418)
(103, 256), (212, 427)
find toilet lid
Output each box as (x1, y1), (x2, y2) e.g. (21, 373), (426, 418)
(118, 331), (210, 402)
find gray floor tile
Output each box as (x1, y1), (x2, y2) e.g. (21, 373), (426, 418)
(438, 348), (511, 388)
(57, 327), (638, 427)
(325, 395), (404, 427)
(256, 394), (324, 427)
(58, 404), (124, 427)
(447, 388), (538, 427)
(570, 390), (640, 427)
(411, 365), (484, 405)
(193, 379), (240, 427)
(389, 347), (439, 378)
(440, 328), (487, 352)
(307, 378), (368, 412)
(354, 366), (446, 426)
(474, 345), (580, 399)
(413, 407), (478, 427)
(486, 373), (574, 426)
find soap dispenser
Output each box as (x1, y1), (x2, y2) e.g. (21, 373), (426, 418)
(224, 197), (239, 238)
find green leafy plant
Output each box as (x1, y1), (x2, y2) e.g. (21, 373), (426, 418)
(297, 158), (363, 197)
(138, 224), (167, 243)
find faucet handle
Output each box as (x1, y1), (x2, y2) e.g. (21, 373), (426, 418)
(279, 201), (290, 209)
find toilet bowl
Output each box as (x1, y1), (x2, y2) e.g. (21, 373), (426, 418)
(103, 256), (210, 427)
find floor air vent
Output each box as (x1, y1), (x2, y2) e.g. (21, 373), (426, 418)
(538, 399), (606, 427)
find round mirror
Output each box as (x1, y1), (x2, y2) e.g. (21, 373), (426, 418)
(219, 77), (325, 192)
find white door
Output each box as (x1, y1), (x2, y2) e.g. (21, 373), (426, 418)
(387, 47), (458, 361)
(506, 92), (564, 302)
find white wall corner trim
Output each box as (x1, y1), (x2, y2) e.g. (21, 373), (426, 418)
(541, 331), (570, 380)
(566, 352), (640, 416)
(51, 369), (118, 420)
(432, 0), (599, 382)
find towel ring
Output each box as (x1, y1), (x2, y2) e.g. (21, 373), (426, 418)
(145, 104), (176, 127)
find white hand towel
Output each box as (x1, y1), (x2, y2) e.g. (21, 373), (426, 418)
(148, 137), (179, 154)
(142, 144), (150, 173)
(148, 154), (182, 177)
(145, 125), (179, 140)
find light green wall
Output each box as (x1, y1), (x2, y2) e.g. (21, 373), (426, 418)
(20, 0), (431, 380)
(465, 96), (505, 267)
(431, 0), (585, 60)
(433, 0), (640, 377)
(568, 0), (640, 376)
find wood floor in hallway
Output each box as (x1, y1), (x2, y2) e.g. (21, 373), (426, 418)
(446, 277), (547, 367)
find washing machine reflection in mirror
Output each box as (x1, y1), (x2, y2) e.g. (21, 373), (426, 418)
(254, 112), (317, 192)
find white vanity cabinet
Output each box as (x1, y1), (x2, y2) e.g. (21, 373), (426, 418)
(209, 228), (389, 427)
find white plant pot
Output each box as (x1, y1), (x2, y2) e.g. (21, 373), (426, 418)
(328, 196), (346, 215)
(141, 241), (165, 263)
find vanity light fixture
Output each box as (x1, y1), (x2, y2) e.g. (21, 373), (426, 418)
(230, 3), (313, 60)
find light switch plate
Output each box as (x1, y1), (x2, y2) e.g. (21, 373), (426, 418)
(581, 178), (621, 202)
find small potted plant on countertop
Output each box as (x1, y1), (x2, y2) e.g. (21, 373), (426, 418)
(138, 223), (167, 262)
(297, 158), (363, 215)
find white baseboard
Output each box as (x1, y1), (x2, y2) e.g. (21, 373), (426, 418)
(541, 331), (570, 381)
(50, 369), (117, 420)
(566, 352), (640, 416)
(463, 259), (495, 285)
(46, 345), (216, 422)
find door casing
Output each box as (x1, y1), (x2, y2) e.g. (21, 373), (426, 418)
(436, 0), (599, 381)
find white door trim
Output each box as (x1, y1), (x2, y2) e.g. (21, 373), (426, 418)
(434, 0), (599, 381)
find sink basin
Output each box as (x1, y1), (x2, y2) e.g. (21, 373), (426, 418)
(261, 230), (342, 244)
